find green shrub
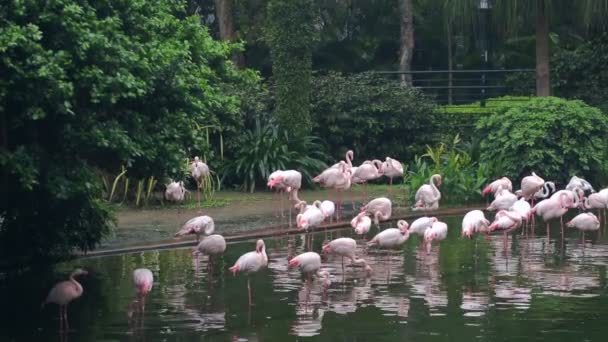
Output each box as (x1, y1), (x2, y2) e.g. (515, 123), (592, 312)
(310, 71), (437, 162)
(477, 97), (608, 184)
(405, 136), (489, 205)
(222, 119), (328, 192)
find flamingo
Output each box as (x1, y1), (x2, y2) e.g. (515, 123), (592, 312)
(314, 162), (352, 219)
(42, 268), (88, 333)
(489, 210), (523, 249)
(408, 216), (437, 236)
(583, 192), (608, 224)
(352, 160), (383, 202)
(191, 156), (210, 209)
(174, 215), (215, 242)
(424, 221), (448, 254)
(322, 237), (372, 274)
(329, 150), (354, 170)
(193, 234), (226, 274)
(510, 199), (533, 231)
(567, 212), (600, 242)
(533, 181), (556, 200)
(461, 210), (490, 238)
(350, 212), (372, 235)
(267, 170), (302, 203)
(367, 220), (410, 249)
(267, 170), (288, 218)
(165, 181), (186, 204)
(296, 204), (325, 231)
(413, 174), (442, 211)
(486, 186), (518, 211)
(566, 176), (595, 194)
(229, 239), (268, 306)
(381, 157), (404, 197)
(132, 268), (153, 314)
(482, 177), (513, 196)
(520, 172), (544, 202)
(315, 200), (336, 223)
(360, 197), (392, 226)
(532, 192), (569, 236)
(551, 188), (584, 209)
(288, 252), (331, 287)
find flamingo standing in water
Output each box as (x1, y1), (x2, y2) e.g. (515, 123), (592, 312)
(268, 170), (303, 226)
(482, 177), (513, 196)
(566, 176), (595, 194)
(424, 221), (448, 254)
(42, 268), (88, 333)
(532, 192), (569, 236)
(351, 160), (383, 203)
(193, 234), (226, 273)
(322, 237), (372, 275)
(313, 163), (352, 220)
(413, 174), (442, 211)
(486, 186), (518, 212)
(381, 157), (404, 198)
(461, 210), (490, 238)
(367, 220), (410, 249)
(174, 215), (215, 242)
(489, 210), (523, 249)
(567, 213), (600, 242)
(551, 188), (584, 209)
(408, 216), (437, 236)
(288, 252), (331, 287)
(268, 170), (288, 218)
(229, 240), (268, 306)
(520, 172), (544, 203)
(351, 211), (372, 235)
(315, 200), (336, 223)
(360, 197), (392, 226)
(510, 198), (533, 233)
(191, 156), (210, 209)
(584, 191), (608, 224)
(131, 268), (153, 316)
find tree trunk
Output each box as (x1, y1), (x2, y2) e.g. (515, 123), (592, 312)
(446, 22), (453, 105)
(399, 0), (415, 85)
(535, 0), (550, 96)
(214, 0), (244, 67)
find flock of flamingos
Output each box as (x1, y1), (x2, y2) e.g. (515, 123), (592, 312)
(42, 150), (608, 333)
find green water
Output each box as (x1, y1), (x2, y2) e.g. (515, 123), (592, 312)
(2, 214), (608, 341)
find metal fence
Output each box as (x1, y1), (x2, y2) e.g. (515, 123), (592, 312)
(375, 69), (535, 109)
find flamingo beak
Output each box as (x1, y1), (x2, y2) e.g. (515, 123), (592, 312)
(288, 259), (299, 267)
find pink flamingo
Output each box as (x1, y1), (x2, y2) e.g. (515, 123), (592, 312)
(351, 160), (383, 203)
(229, 239), (268, 306)
(486, 186), (518, 212)
(413, 174), (442, 211)
(408, 216), (437, 236)
(268, 170), (303, 226)
(165, 180), (186, 204)
(315, 200), (336, 223)
(360, 197), (392, 226)
(296, 203), (325, 231)
(532, 192), (569, 236)
(551, 188), (584, 209)
(367, 220), (410, 249)
(328, 150), (354, 170)
(567, 213), (600, 242)
(132, 268), (153, 313)
(351, 211), (372, 235)
(489, 210), (523, 249)
(313, 162), (352, 220)
(174, 215), (214, 242)
(482, 177), (513, 196)
(267, 170), (288, 218)
(510, 198), (533, 233)
(381, 157), (404, 197)
(193, 234), (226, 273)
(584, 191), (608, 224)
(461, 210), (490, 238)
(520, 172), (544, 202)
(191, 156), (210, 209)
(288, 252), (331, 286)
(424, 221), (448, 254)
(322, 237), (372, 274)
(42, 268), (88, 333)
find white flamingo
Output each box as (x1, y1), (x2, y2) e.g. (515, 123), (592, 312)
(314, 162), (353, 219)
(489, 210), (523, 249)
(42, 269), (88, 333)
(520, 172), (544, 202)
(566, 176), (595, 194)
(174, 215), (215, 242)
(315, 200), (336, 223)
(360, 197), (392, 226)
(551, 188), (584, 209)
(532, 192), (569, 235)
(352, 159), (383, 202)
(267, 170), (288, 218)
(193, 234), (226, 273)
(165, 180), (186, 204)
(367, 220), (410, 249)
(584, 192), (608, 224)
(322, 237), (372, 274)
(288, 252), (331, 287)
(408, 216), (437, 236)
(191, 156), (210, 208)
(229, 239), (268, 306)
(567, 213), (600, 242)
(350, 211), (372, 235)
(482, 177), (513, 196)
(486, 186), (518, 212)
(461, 210), (490, 238)
(413, 174), (442, 211)
(424, 221), (448, 254)
(381, 157), (404, 196)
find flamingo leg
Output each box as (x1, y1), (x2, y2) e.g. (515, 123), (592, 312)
(288, 202), (292, 228)
(58, 306), (63, 333)
(197, 181), (201, 209)
(248, 278), (252, 306)
(63, 305), (69, 332)
(546, 222), (550, 239)
(350, 188), (355, 212)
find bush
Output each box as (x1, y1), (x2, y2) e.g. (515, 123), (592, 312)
(310, 71), (437, 162)
(476, 97), (608, 185)
(405, 136), (489, 205)
(222, 119), (328, 192)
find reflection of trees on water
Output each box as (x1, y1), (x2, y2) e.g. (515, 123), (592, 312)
(409, 248), (448, 315)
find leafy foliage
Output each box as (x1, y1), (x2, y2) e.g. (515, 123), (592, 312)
(0, 0), (257, 268)
(476, 97), (608, 185)
(265, 0), (317, 135)
(310, 71), (437, 162)
(405, 135), (489, 205)
(222, 119), (328, 192)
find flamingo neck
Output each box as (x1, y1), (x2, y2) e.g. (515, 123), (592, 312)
(345, 151), (353, 168)
(430, 175), (440, 199)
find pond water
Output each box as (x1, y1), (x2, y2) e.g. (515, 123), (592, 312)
(2, 212), (608, 341)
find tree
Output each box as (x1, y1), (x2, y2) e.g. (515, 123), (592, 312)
(399, 0), (415, 84)
(214, 0), (245, 67)
(265, 0), (318, 136)
(0, 0), (256, 269)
